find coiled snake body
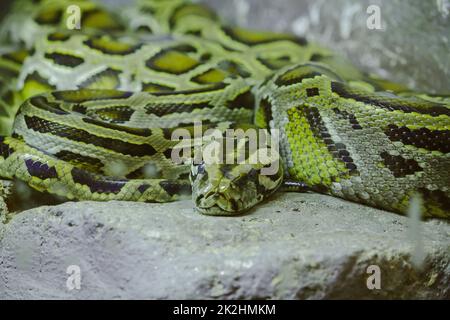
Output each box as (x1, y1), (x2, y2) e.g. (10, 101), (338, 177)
(0, 0), (449, 217)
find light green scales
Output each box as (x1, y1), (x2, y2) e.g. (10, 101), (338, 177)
(0, 0), (448, 217)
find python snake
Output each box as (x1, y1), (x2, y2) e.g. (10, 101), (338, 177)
(0, 0), (448, 217)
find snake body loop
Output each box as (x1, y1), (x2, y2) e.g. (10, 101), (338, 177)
(0, 0), (449, 217)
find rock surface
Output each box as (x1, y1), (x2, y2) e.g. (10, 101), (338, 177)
(1, 193), (449, 299)
(0, 0), (449, 300)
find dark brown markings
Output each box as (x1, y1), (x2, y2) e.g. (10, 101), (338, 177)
(161, 120), (213, 140)
(142, 82), (175, 93)
(138, 184), (151, 193)
(71, 167), (127, 194)
(300, 105), (359, 174)
(275, 64), (343, 87)
(0, 66), (19, 79)
(55, 150), (103, 172)
(78, 68), (121, 89)
(171, 44), (197, 53)
(419, 188), (450, 212)
(145, 48), (200, 75)
(92, 106), (135, 123)
(226, 90), (255, 110)
(257, 56), (292, 70)
(52, 90), (132, 103)
(163, 148), (174, 160)
(24, 71), (55, 88)
(331, 81), (450, 117)
(306, 87), (320, 97)
(178, 172), (190, 180)
(83, 38), (142, 55)
(81, 8), (125, 32)
(82, 117), (152, 137)
(217, 60), (251, 78)
(25, 158), (58, 180)
(72, 104), (87, 114)
(168, 3), (217, 29)
(47, 32), (71, 42)
(34, 8), (63, 25)
(380, 151), (423, 177)
(310, 53), (327, 61)
(162, 128), (174, 140)
(275, 71), (322, 87)
(0, 137), (14, 159)
(333, 108), (362, 130)
(0, 104), (9, 117)
(1, 90), (14, 106)
(24, 115), (157, 157)
(159, 180), (191, 196)
(385, 124), (449, 153)
(126, 168), (141, 179)
(199, 53), (212, 62)
(191, 68), (226, 84)
(136, 25), (153, 33)
(44, 52), (84, 68)
(149, 83), (227, 96)
(2, 50), (29, 64)
(140, 5), (155, 15)
(222, 26), (307, 46)
(258, 97), (273, 126)
(145, 101), (215, 117)
(30, 96), (68, 115)
(126, 165), (161, 179)
(186, 30), (202, 37)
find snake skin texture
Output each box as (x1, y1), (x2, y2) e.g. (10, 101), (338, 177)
(0, 0), (449, 217)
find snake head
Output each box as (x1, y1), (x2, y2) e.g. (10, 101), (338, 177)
(190, 152), (283, 216)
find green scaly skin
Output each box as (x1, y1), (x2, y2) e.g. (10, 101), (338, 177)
(0, 0), (448, 217)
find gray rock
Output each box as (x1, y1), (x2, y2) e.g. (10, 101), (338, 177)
(1, 193), (449, 299)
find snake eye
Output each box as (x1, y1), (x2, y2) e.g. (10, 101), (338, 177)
(191, 162), (206, 181)
(197, 164), (206, 175)
(248, 168), (258, 179)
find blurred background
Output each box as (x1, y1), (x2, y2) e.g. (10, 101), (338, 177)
(1, 0), (449, 93)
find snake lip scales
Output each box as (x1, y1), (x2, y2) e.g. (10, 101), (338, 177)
(0, 0), (449, 218)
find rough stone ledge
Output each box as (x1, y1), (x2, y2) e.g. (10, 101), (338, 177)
(0, 193), (449, 299)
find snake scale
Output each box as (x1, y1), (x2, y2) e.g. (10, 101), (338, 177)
(0, 0), (449, 217)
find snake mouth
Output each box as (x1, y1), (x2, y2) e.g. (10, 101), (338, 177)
(196, 205), (238, 216)
(195, 192), (241, 215)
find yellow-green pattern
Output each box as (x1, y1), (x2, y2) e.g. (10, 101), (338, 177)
(256, 63), (450, 218)
(0, 0), (448, 217)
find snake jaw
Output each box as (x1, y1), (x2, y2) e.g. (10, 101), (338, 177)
(195, 191), (240, 215)
(190, 160), (284, 215)
(193, 178), (248, 215)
